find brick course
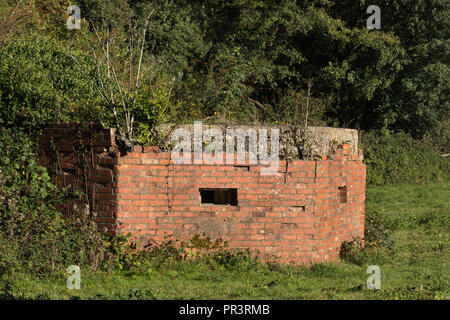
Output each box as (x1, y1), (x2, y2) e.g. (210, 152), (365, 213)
(39, 123), (366, 264)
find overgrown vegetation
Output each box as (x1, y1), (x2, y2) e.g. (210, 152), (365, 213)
(361, 130), (449, 185)
(0, 128), (111, 276)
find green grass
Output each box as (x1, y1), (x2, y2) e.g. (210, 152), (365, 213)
(1, 183), (449, 300)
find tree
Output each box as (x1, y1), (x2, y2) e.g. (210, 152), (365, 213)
(68, 1), (157, 150)
(328, 0), (450, 137)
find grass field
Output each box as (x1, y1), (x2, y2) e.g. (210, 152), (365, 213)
(1, 183), (449, 300)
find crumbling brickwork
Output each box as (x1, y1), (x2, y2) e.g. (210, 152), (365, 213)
(39, 123), (366, 264)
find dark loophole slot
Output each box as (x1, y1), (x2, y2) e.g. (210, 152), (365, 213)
(338, 186), (347, 203)
(233, 165), (250, 171)
(61, 168), (76, 175)
(200, 188), (238, 206)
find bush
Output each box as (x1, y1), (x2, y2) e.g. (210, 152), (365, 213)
(99, 233), (260, 273)
(361, 130), (449, 185)
(423, 116), (450, 155)
(0, 35), (106, 131)
(364, 209), (392, 248)
(0, 128), (107, 276)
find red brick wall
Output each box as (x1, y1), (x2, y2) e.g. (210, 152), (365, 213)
(39, 124), (366, 264)
(38, 123), (120, 232)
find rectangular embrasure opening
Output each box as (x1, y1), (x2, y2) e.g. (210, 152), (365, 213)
(338, 186), (347, 203)
(200, 188), (238, 206)
(233, 165), (250, 171)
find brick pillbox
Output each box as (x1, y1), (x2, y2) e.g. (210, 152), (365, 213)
(38, 123), (366, 264)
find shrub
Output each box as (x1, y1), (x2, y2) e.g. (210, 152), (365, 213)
(0, 35), (106, 131)
(100, 233), (260, 273)
(361, 130), (449, 185)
